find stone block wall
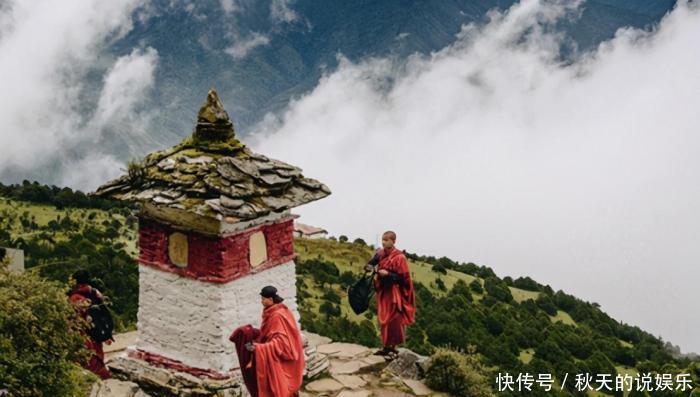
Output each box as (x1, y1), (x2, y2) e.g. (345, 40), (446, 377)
(134, 260), (300, 375)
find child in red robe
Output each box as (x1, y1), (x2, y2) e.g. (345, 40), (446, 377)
(365, 231), (416, 359)
(230, 286), (305, 397)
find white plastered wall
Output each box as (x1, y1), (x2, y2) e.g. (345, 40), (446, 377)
(136, 260), (300, 373)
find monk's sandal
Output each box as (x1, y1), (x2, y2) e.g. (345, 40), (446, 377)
(373, 347), (390, 356)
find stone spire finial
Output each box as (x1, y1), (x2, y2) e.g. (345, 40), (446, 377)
(193, 89), (235, 142)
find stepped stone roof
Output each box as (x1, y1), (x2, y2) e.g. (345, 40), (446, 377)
(94, 89), (330, 223)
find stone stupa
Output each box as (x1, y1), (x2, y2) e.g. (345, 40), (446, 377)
(94, 89), (330, 396)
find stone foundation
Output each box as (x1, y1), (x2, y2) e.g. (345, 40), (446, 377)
(107, 331), (329, 397)
(109, 355), (244, 397)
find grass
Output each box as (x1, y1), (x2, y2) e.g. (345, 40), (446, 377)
(615, 365), (639, 397)
(519, 348), (535, 364)
(0, 197), (138, 257)
(618, 339), (633, 348)
(509, 286), (540, 303)
(549, 310), (578, 327)
(294, 238), (546, 325)
(295, 238), (482, 293)
(3, 197), (539, 307)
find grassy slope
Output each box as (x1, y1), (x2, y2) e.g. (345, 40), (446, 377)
(0, 197), (138, 258)
(296, 238), (695, 396)
(295, 237), (567, 354)
(1, 198), (627, 342)
(5, 196), (698, 395)
(2, 196), (570, 340)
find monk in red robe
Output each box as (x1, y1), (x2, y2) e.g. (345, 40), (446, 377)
(67, 269), (112, 379)
(365, 231), (416, 359)
(230, 286), (305, 397)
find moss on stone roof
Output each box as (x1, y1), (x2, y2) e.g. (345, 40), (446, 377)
(93, 89), (330, 223)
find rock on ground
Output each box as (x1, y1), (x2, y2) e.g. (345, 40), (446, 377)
(90, 379), (151, 397)
(100, 331), (440, 396)
(383, 349), (431, 380)
(302, 338), (440, 397)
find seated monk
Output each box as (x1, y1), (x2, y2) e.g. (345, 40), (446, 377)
(365, 230), (416, 359)
(230, 286), (305, 397)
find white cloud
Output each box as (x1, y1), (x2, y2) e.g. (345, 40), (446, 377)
(251, 0), (700, 353)
(91, 47), (158, 131)
(0, 0), (154, 188)
(220, 0), (239, 14)
(270, 0), (298, 24)
(58, 153), (125, 190)
(225, 32), (270, 59)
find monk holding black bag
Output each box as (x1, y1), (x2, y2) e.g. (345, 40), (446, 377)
(363, 231), (416, 360)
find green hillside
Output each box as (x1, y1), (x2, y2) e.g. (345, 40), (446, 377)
(0, 182), (139, 330)
(294, 239), (699, 396)
(1, 181), (698, 396)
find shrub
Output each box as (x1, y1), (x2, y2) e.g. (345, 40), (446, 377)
(322, 289), (341, 304)
(535, 294), (558, 316)
(126, 159), (145, 184)
(513, 276), (541, 292)
(469, 279), (484, 294)
(0, 265), (91, 396)
(435, 278), (447, 291)
(451, 280), (473, 302)
(484, 277), (512, 303)
(338, 271), (356, 288)
(425, 347), (495, 397)
(432, 263), (448, 275)
(319, 301), (341, 318)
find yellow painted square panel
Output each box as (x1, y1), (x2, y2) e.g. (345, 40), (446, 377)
(168, 232), (189, 268)
(249, 231), (268, 268)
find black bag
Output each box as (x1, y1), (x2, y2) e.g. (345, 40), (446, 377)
(87, 302), (114, 343)
(347, 270), (376, 315)
(81, 287), (114, 343)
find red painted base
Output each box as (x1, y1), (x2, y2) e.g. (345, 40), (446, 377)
(128, 349), (239, 380)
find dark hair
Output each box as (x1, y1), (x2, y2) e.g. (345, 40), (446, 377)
(72, 269), (90, 285)
(272, 295), (284, 303)
(383, 230), (397, 241)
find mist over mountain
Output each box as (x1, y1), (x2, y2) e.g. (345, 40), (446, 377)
(109, 0), (675, 144)
(3, 0), (698, 355)
(0, 0), (674, 186)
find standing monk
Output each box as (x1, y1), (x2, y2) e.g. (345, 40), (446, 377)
(365, 231), (416, 359)
(230, 286), (305, 397)
(67, 269), (112, 379)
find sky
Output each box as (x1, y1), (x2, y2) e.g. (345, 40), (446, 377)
(0, 0), (698, 353)
(250, 0), (700, 354)
(0, 0), (156, 188)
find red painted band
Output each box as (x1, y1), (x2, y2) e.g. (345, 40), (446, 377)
(127, 349), (239, 380)
(138, 216), (296, 282)
(137, 253), (298, 283)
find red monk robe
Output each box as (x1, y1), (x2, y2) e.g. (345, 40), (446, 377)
(229, 324), (261, 396)
(68, 284), (112, 379)
(374, 246), (416, 347)
(231, 302), (305, 397)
